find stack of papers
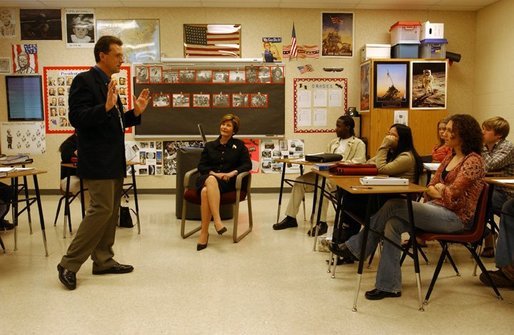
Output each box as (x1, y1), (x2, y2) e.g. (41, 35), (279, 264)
(0, 167), (15, 177)
(360, 176), (409, 185)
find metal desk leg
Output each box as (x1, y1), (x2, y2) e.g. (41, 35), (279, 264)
(276, 161), (287, 223)
(22, 175), (32, 233)
(312, 175), (324, 251)
(310, 172), (319, 231)
(12, 177), (18, 251)
(32, 174), (48, 257)
(352, 198), (373, 312)
(63, 172), (72, 238)
(131, 165), (141, 234)
(406, 194), (424, 311)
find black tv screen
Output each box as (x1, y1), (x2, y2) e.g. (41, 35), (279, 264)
(5, 75), (44, 121)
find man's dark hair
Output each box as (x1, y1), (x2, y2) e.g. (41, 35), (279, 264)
(94, 35), (123, 63)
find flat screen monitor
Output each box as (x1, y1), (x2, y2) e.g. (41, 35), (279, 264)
(5, 75), (44, 121)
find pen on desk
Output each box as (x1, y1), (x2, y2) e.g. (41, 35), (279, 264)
(351, 186), (373, 190)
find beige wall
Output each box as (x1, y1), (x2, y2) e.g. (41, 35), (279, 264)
(474, 0), (514, 138)
(0, 7), (477, 190)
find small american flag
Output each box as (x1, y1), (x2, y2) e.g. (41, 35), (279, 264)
(289, 23), (298, 60)
(12, 44), (38, 73)
(297, 64), (313, 74)
(184, 24), (241, 57)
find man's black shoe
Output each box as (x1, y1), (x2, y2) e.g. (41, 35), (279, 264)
(365, 288), (401, 300)
(328, 242), (358, 261)
(92, 263), (134, 275)
(272, 216), (298, 230)
(308, 221), (328, 236)
(57, 264), (76, 290)
(0, 220), (14, 231)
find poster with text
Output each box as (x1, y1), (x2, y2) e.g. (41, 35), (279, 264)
(1, 121), (46, 155)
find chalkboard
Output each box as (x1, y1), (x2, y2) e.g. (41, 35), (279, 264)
(133, 63), (285, 137)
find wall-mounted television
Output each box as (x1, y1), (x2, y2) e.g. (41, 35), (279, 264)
(5, 75), (44, 121)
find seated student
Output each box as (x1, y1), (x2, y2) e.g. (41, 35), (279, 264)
(480, 197), (514, 287)
(481, 116), (514, 257)
(432, 117), (452, 162)
(330, 114), (485, 300)
(195, 114), (252, 251)
(0, 182), (13, 230)
(273, 115), (366, 235)
(336, 124), (424, 242)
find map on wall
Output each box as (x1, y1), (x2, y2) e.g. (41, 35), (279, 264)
(96, 19), (160, 63)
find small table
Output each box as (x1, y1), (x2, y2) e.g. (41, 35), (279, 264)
(2, 159), (35, 232)
(328, 176), (426, 311)
(1, 168), (48, 256)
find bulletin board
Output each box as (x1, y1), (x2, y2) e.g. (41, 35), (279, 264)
(293, 77), (347, 133)
(133, 63), (285, 137)
(43, 65), (132, 134)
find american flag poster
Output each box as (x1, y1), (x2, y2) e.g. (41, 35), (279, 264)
(184, 24), (241, 58)
(12, 44), (38, 74)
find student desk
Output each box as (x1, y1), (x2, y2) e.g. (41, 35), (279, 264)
(2, 159), (35, 232)
(61, 161), (141, 236)
(0, 168), (48, 256)
(316, 173), (426, 311)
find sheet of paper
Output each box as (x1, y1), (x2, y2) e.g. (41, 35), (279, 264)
(313, 108), (328, 126)
(313, 89), (328, 107)
(297, 108), (312, 126)
(297, 89), (312, 108)
(328, 89), (343, 107)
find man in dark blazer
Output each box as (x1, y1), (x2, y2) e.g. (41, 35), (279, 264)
(57, 35), (151, 290)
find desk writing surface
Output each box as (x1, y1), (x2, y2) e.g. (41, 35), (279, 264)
(484, 177), (514, 189)
(0, 168), (46, 179)
(329, 176), (426, 195)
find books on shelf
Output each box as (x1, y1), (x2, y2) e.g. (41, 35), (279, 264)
(360, 176), (409, 186)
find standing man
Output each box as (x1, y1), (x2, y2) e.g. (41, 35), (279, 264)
(57, 36), (151, 290)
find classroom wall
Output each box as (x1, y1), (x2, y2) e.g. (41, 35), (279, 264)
(474, 0), (514, 133)
(0, 7), (477, 190)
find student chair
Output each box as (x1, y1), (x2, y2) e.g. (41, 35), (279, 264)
(181, 168), (253, 243)
(53, 188), (82, 238)
(416, 184), (503, 304)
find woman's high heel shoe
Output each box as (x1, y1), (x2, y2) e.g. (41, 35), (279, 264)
(197, 235), (209, 251)
(216, 226), (227, 235)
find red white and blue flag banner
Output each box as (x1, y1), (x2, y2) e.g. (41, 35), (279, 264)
(283, 45), (319, 59)
(184, 24), (241, 57)
(289, 23), (297, 60)
(12, 43), (38, 73)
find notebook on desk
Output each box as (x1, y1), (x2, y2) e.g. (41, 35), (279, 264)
(360, 176), (409, 185)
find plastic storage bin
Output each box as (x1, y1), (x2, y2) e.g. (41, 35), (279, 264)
(360, 44), (391, 62)
(421, 21), (444, 40)
(391, 43), (419, 58)
(390, 21), (421, 45)
(420, 38), (447, 58)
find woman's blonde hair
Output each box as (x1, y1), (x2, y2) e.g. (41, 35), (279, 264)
(220, 113), (240, 134)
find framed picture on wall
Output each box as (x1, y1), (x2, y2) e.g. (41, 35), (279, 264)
(192, 93), (210, 108)
(97, 19), (160, 63)
(373, 61), (409, 108)
(410, 60), (448, 109)
(149, 66), (162, 84)
(212, 93), (230, 107)
(360, 61), (370, 112)
(321, 12), (354, 57)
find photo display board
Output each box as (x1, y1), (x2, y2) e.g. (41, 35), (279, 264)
(293, 77), (348, 133)
(133, 63), (285, 137)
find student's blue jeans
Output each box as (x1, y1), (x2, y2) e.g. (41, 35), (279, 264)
(346, 199), (464, 293)
(495, 198), (514, 267)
